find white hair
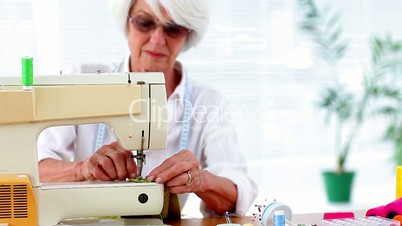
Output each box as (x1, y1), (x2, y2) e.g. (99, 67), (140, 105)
(107, 0), (209, 51)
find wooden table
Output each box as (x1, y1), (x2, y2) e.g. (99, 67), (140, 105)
(57, 211), (367, 225)
(163, 213), (323, 226)
(56, 217), (254, 226)
(164, 214), (324, 226)
(164, 216), (255, 226)
(164, 210), (368, 226)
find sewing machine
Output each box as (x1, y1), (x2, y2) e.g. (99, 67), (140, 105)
(0, 72), (168, 226)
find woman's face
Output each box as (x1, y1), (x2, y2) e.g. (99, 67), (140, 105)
(127, 0), (189, 73)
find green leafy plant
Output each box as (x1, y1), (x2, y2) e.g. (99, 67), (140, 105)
(368, 35), (402, 165)
(298, 0), (354, 174)
(298, 0), (348, 66)
(298, 0), (402, 173)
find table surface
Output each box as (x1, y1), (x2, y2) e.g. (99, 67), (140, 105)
(56, 217), (253, 226)
(56, 210), (368, 226)
(164, 216), (255, 226)
(165, 210), (368, 226)
(57, 216), (256, 226)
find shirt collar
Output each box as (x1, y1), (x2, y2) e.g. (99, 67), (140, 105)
(118, 54), (188, 103)
(171, 61), (187, 102)
(122, 54), (131, 72)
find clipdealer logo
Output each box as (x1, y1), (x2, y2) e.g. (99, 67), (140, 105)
(128, 97), (243, 129)
(128, 98), (169, 129)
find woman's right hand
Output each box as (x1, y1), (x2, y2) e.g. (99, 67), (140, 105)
(78, 142), (137, 181)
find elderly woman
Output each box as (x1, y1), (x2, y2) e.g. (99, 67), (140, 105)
(38, 0), (257, 217)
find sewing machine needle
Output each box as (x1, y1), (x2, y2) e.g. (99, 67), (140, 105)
(136, 130), (145, 179)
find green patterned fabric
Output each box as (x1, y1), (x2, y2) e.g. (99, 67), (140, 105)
(160, 186), (181, 220)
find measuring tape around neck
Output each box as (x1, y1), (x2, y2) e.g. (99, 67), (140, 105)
(179, 77), (192, 150)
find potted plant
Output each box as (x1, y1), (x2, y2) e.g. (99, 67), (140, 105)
(297, 0), (356, 202)
(297, 0), (402, 202)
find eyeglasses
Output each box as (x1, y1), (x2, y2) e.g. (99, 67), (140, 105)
(128, 15), (190, 39)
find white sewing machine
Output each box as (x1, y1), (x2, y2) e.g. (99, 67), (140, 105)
(0, 72), (168, 226)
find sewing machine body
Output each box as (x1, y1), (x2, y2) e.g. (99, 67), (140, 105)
(0, 73), (167, 226)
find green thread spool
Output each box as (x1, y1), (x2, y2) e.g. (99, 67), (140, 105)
(22, 57), (33, 90)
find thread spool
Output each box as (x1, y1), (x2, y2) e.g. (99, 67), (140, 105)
(366, 205), (386, 217)
(273, 210), (285, 226)
(260, 201), (292, 226)
(383, 198), (402, 219)
(396, 167), (402, 199)
(22, 57), (33, 90)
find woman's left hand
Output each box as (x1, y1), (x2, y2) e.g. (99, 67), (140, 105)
(147, 150), (238, 214)
(146, 150), (202, 194)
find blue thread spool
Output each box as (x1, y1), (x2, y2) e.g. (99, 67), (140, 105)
(261, 201), (292, 226)
(273, 210), (285, 226)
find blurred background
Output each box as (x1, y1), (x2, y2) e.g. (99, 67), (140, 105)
(1, 0), (401, 217)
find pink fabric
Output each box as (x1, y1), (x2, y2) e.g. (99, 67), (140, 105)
(323, 212), (355, 220)
(366, 205), (386, 217)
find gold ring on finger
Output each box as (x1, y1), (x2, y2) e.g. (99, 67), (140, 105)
(185, 170), (192, 186)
